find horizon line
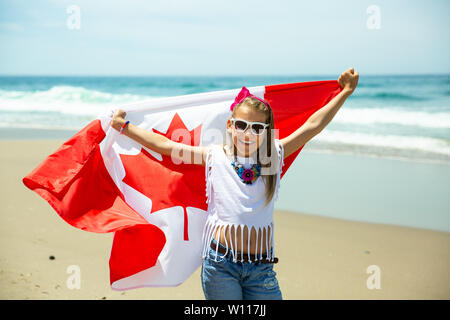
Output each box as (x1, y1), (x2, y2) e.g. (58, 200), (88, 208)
(0, 72), (449, 77)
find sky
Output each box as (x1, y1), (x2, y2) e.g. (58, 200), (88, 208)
(0, 0), (449, 76)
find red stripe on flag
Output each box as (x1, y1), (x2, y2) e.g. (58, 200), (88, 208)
(22, 119), (148, 233)
(264, 80), (343, 178)
(109, 224), (166, 285)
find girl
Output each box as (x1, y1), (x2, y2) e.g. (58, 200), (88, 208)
(111, 68), (359, 300)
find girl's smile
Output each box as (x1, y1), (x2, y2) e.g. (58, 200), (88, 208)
(227, 105), (268, 157)
(237, 138), (255, 146)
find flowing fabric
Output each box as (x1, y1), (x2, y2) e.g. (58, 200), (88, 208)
(22, 80), (342, 290)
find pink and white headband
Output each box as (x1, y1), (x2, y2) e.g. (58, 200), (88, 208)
(230, 86), (271, 111)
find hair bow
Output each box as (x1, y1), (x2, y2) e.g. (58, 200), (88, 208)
(230, 86), (270, 111)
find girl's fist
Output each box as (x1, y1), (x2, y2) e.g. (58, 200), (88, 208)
(338, 68), (359, 95)
(111, 108), (127, 131)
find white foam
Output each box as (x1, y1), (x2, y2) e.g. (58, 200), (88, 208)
(0, 86), (155, 116)
(334, 107), (450, 129)
(316, 129), (450, 156)
(0, 123), (82, 131)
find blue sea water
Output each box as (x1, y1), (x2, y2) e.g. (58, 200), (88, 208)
(1, 74), (449, 164)
(1, 75), (449, 232)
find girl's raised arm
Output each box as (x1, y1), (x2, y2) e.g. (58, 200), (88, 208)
(111, 109), (210, 167)
(280, 67), (359, 159)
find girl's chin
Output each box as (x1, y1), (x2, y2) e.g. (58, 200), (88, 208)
(233, 143), (258, 155)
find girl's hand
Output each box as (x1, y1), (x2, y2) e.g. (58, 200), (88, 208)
(111, 108), (127, 131)
(338, 68), (359, 95)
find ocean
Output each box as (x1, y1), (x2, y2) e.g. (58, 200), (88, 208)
(1, 74), (449, 165)
(2, 74), (449, 232)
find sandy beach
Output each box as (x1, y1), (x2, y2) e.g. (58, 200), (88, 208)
(1, 139), (449, 300)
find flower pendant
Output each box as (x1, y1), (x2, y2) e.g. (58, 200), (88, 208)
(231, 160), (261, 184)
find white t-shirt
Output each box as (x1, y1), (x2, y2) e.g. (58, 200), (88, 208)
(202, 138), (285, 262)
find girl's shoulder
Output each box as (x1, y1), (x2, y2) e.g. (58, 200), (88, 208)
(204, 144), (226, 163)
(274, 138), (285, 172)
(204, 143), (225, 151)
(206, 144), (226, 155)
(204, 144), (227, 169)
(274, 138), (284, 156)
(274, 137), (282, 148)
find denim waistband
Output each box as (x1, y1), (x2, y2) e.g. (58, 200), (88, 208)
(210, 237), (228, 252)
(208, 237), (274, 263)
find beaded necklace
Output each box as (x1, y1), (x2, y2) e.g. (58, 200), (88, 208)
(230, 154), (261, 185)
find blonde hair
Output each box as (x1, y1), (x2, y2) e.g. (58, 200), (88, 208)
(225, 96), (279, 207)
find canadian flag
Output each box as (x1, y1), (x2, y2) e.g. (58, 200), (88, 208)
(22, 80), (342, 290)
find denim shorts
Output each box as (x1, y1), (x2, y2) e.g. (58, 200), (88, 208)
(201, 237), (282, 300)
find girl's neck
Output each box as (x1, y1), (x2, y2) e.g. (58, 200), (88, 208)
(236, 153), (256, 165)
(225, 144), (257, 164)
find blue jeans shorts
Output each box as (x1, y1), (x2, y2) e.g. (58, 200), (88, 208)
(201, 237), (282, 300)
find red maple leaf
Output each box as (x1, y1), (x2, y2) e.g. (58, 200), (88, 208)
(120, 113), (207, 241)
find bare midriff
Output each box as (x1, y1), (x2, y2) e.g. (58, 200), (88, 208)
(213, 224), (272, 255)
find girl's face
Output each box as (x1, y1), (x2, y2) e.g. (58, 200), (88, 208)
(226, 105), (268, 157)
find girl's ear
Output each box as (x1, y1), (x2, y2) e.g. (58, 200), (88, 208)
(226, 119), (232, 133)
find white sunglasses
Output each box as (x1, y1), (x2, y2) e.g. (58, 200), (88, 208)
(230, 117), (270, 135)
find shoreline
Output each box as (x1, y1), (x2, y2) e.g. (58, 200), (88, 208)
(2, 138), (449, 233)
(277, 208), (450, 235)
(1, 126), (450, 167)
